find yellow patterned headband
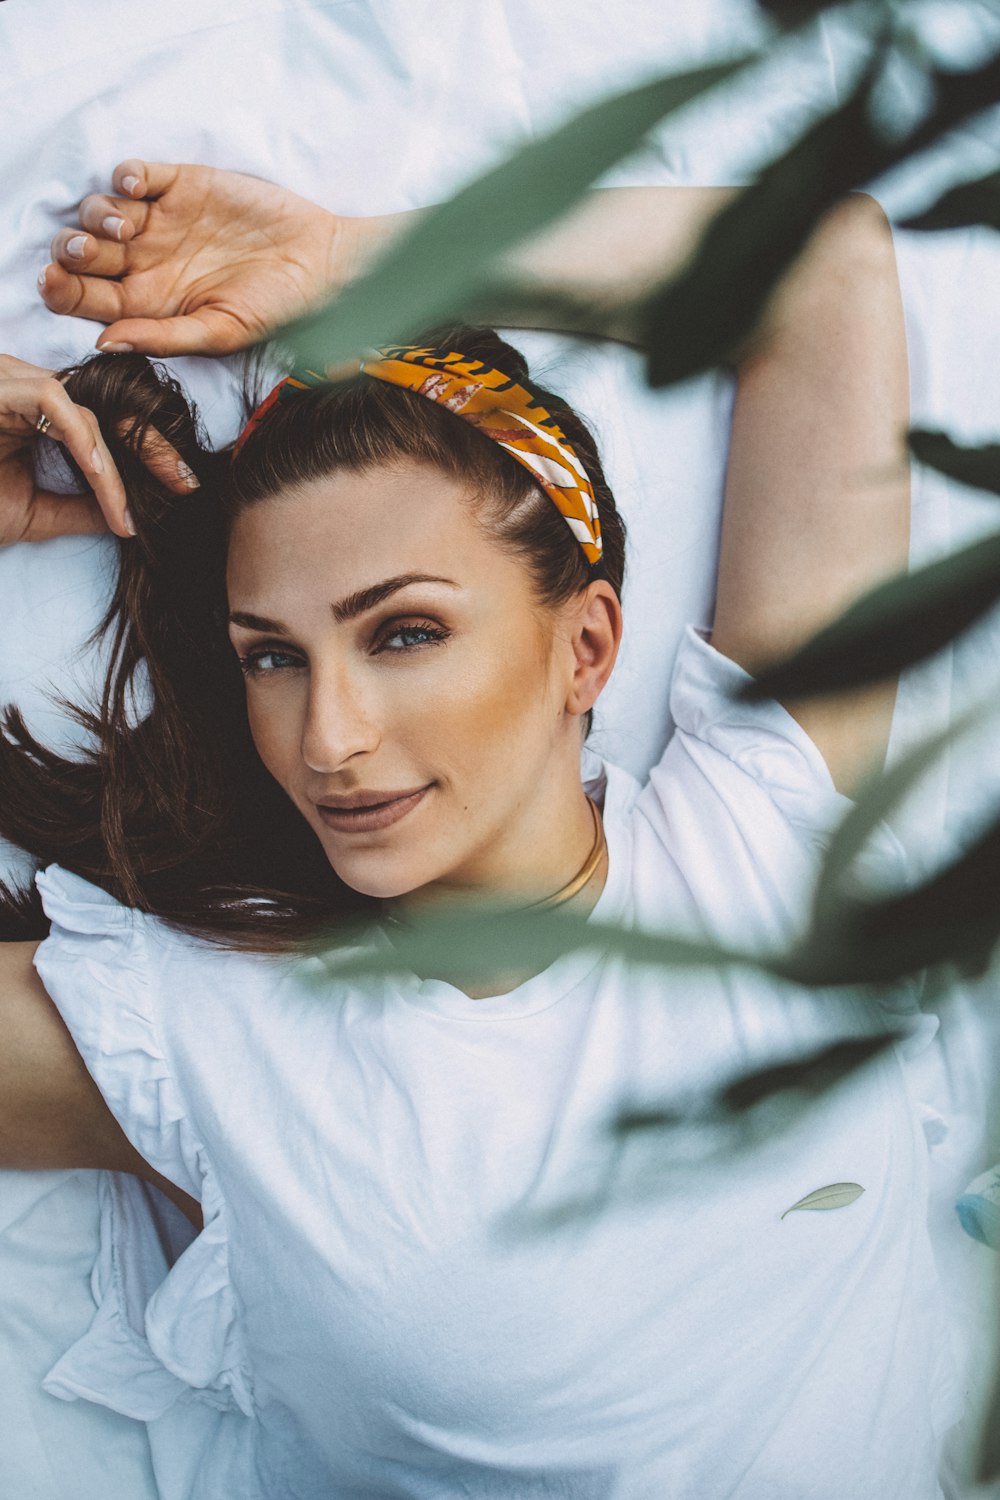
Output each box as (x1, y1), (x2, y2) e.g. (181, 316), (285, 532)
(233, 345), (604, 571)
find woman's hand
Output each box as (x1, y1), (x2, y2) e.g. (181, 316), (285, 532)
(38, 160), (370, 358)
(0, 353), (192, 542)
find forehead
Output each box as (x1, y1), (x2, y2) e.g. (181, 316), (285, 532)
(225, 459), (514, 606)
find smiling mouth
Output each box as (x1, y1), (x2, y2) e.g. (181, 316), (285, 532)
(315, 786), (432, 835)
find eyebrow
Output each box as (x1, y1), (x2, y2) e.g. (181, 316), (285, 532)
(228, 573), (459, 634)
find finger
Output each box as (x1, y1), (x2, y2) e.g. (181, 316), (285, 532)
(24, 380), (131, 536)
(50, 228), (128, 278)
(39, 263), (127, 325)
(115, 418), (200, 493)
(19, 490), (108, 543)
(77, 193), (150, 242)
(0, 352), (56, 382)
(96, 309), (249, 358)
(111, 159), (180, 202)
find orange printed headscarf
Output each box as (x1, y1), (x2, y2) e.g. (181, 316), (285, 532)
(233, 345), (604, 571)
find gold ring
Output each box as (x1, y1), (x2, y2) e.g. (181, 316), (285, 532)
(35, 413), (52, 436)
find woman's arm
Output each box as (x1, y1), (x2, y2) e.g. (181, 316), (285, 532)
(1, 942), (203, 1228)
(45, 167), (909, 788)
(709, 194), (910, 794)
(40, 163), (737, 356)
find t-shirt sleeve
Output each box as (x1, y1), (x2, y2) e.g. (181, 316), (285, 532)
(637, 623), (954, 1179)
(638, 623), (910, 950)
(31, 865), (255, 1438)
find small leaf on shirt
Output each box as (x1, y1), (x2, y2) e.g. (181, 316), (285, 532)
(780, 1182), (864, 1220)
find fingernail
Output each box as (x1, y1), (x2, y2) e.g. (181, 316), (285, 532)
(102, 215), (127, 240)
(122, 175), (141, 196)
(67, 235), (88, 259)
(176, 460), (200, 489)
(98, 341), (134, 353)
(123, 509), (137, 536)
(91, 447), (105, 474)
(37, 268), (48, 290)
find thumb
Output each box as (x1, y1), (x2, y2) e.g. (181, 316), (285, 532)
(96, 309), (250, 358)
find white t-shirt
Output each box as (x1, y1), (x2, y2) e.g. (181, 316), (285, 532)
(33, 627), (963, 1500)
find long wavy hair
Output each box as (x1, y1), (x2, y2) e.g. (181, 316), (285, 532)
(0, 326), (626, 951)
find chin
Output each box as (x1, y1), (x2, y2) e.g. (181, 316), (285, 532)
(317, 838), (435, 902)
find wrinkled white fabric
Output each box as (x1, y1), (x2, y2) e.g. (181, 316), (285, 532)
(34, 629), (963, 1500)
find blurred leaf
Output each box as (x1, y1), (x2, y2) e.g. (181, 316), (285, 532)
(640, 47), (889, 386)
(278, 56), (754, 371)
(976, 1342), (1000, 1483)
(502, 1031), (899, 1237)
(640, 39), (1000, 386)
(852, 806), (1000, 979)
(741, 529), (1000, 703)
(757, 0), (852, 21)
(720, 1032), (898, 1111)
(779, 803), (1000, 987)
(899, 47), (1000, 161)
(608, 1033), (899, 1131)
(899, 165), (1000, 232)
(780, 1181), (864, 1218)
(909, 428), (1000, 498)
(310, 903), (765, 995)
(812, 702), (990, 929)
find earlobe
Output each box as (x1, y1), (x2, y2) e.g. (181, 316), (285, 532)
(565, 583), (622, 717)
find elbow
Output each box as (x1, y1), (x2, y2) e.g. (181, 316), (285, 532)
(813, 191), (896, 277)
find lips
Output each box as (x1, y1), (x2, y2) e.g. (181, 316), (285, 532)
(315, 785), (431, 834)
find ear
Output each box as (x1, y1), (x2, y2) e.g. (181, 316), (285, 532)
(563, 581), (622, 718)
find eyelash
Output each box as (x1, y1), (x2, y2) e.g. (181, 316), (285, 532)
(236, 619), (449, 677)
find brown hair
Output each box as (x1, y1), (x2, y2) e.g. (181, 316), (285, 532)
(0, 326), (626, 951)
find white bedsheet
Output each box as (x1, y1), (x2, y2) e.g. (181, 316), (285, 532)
(1, 2), (1000, 1496)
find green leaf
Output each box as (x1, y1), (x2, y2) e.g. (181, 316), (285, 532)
(851, 807), (1000, 979)
(975, 1354), (1000, 1483)
(610, 1032), (902, 1129)
(741, 529), (1000, 703)
(756, 0), (851, 21)
(909, 429), (1000, 498)
(812, 702), (990, 930)
(900, 50), (1000, 163)
(502, 1034), (897, 1236)
(720, 1033), (898, 1113)
(900, 166), (1000, 233)
(780, 1181), (864, 1219)
(777, 801), (1000, 987)
(277, 56), (754, 372)
(640, 39), (1000, 387)
(639, 45), (890, 386)
(309, 903), (762, 995)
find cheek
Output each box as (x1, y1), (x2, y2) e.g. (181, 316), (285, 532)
(244, 687), (302, 785)
(423, 628), (556, 773)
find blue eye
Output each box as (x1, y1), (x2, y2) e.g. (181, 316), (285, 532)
(237, 648), (302, 676)
(376, 621), (448, 653)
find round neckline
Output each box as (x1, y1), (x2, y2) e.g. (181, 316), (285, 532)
(379, 764), (634, 1021)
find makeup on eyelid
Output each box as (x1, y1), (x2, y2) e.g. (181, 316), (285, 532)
(234, 618), (451, 674)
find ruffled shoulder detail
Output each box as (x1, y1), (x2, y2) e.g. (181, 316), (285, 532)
(33, 865), (256, 1435)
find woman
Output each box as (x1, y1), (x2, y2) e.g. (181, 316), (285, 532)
(0, 167), (959, 1497)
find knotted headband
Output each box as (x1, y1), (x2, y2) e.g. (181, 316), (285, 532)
(232, 344), (604, 570)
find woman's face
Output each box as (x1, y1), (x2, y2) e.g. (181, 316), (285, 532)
(226, 459), (618, 905)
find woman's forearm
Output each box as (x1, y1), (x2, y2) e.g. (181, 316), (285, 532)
(335, 186), (743, 343)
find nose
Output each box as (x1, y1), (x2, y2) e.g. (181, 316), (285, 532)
(300, 663), (381, 773)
